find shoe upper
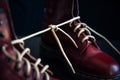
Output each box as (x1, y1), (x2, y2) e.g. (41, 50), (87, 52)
(0, 0), (59, 80)
(42, 0), (120, 78)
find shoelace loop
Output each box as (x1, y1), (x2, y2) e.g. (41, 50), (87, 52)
(70, 22), (96, 43)
(2, 40), (50, 80)
(69, 17), (120, 55)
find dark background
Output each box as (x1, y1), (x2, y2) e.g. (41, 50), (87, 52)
(9, 0), (44, 36)
(78, 0), (120, 40)
(8, 0), (120, 40)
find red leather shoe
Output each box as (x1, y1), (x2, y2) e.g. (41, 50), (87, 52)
(40, 0), (120, 80)
(0, 0), (59, 80)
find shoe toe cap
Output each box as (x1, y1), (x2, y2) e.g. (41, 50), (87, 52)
(84, 52), (120, 77)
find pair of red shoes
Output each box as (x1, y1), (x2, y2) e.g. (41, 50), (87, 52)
(0, 0), (120, 80)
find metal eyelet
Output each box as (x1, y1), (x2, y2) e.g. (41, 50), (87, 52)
(0, 20), (3, 25)
(5, 56), (12, 63)
(14, 61), (22, 72)
(0, 32), (4, 38)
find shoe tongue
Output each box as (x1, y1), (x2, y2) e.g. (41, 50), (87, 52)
(44, 0), (74, 25)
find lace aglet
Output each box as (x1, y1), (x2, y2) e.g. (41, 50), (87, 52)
(74, 43), (78, 48)
(72, 68), (76, 74)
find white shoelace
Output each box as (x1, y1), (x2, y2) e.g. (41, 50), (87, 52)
(11, 16), (120, 74)
(12, 17), (80, 74)
(2, 40), (50, 80)
(71, 23), (96, 43)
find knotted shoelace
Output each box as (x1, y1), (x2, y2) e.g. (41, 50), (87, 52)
(11, 16), (120, 74)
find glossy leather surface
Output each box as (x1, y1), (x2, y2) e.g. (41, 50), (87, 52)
(41, 0), (120, 79)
